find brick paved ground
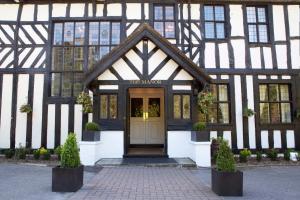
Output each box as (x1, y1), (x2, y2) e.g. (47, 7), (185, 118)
(69, 167), (221, 200)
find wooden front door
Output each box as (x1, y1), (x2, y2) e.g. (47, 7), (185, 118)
(129, 88), (164, 145)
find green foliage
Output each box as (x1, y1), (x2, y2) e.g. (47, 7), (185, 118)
(85, 122), (100, 131)
(20, 104), (32, 114)
(76, 91), (93, 114)
(54, 145), (63, 160)
(284, 149), (292, 161)
(243, 108), (256, 117)
(256, 151), (262, 162)
(4, 149), (14, 159)
(15, 144), (27, 159)
(267, 148), (278, 161)
(239, 148), (252, 163)
(197, 91), (215, 115)
(216, 138), (236, 172)
(61, 133), (81, 168)
(42, 151), (51, 160)
(33, 149), (40, 160)
(192, 122), (206, 131)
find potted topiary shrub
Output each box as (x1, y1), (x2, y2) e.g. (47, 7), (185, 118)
(191, 122), (210, 141)
(52, 133), (83, 192)
(211, 138), (243, 196)
(82, 122), (100, 141)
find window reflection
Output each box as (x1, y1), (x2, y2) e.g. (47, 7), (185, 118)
(154, 5), (175, 38)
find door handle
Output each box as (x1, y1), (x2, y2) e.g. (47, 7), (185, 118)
(145, 112), (148, 120)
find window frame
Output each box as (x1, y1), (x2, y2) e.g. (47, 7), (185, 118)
(153, 4), (176, 39)
(99, 94), (118, 120)
(203, 5), (227, 40)
(246, 6), (270, 44)
(258, 83), (293, 124)
(173, 94), (191, 120)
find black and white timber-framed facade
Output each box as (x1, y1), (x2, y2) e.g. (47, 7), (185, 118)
(0, 0), (300, 164)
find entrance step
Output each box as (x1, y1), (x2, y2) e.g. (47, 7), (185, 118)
(96, 158), (197, 168)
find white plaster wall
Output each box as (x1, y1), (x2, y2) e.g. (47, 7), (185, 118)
(47, 104), (55, 149)
(191, 23), (201, 43)
(182, 4), (188, 20)
(219, 43), (229, 69)
(31, 74), (44, 148)
(234, 75), (244, 149)
(273, 130), (282, 148)
(210, 131), (218, 140)
(0, 48), (14, 68)
(0, 4), (19, 21)
(230, 5), (244, 36)
(190, 4), (200, 20)
(88, 3), (93, 17)
(286, 130), (295, 148)
(223, 131), (232, 148)
(112, 58), (139, 80)
(273, 5), (286, 41)
(99, 85), (119, 90)
(204, 43), (216, 68)
(21, 5), (35, 21)
(96, 4), (104, 17)
(107, 3), (122, 16)
(288, 5), (300, 37)
(126, 3), (141, 19)
(168, 131), (191, 158)
(37, 5), (49, 21)
(261, 130), (269, 149)
(98, 131), (124, 158)
(172, 85), (191, 90)
(148, 49), (167, 74)
(263, 47), (273, 69)
(98, 70), (118, 80)
(250, 47), (261, 69)
(291, 40), (300, 69)
(74, 104), (83, 143)
(15, 74), (29, 148)
(152, 59), (178, 80)
(276, 45), (288, 69)
(231, 40), (246, 68)
(60, 104), (69, 145)
(126, 49), (143, 73)
(174, 69), (193, 80)
(144, 3), (149, 19)
(246, 75), (256, 149)
(70, 4), (85, 17)
(126, 23), (140, 36)
(0, 74), (13, 148)
(52, 4), (67, 17)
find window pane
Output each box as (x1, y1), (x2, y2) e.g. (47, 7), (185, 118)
(204, 6), (214, 20)
(210, 84), (217, 97)
(205, 22), (215, 39)
(73, 73), (83, 97)
(100, 46), (109, 59)
(61, 73), (72, 97)
(154, 22), (164, 36)
(215, 6), (224, 21)
(64, 22), (74, 45)
(216, 23), (225, 39)
(63, 47), (73, 70)
(247, 7), (256, 23)
(154, 6), (163, 20)
(208, 103), (218, 123)
(165, 22), (175, 38)
(111, 22), (120, 45)
(53, 23), (63, 45)
(100, 95), (108, 119)
(257, 7), (266, 23)
(173, 95), (181, 119)
(182, 95), (190, 119)
(88, 47), (100, 70)
(269, 84), (279, 101)
(74, 22), (85, 45)
(100, 22), (110, 45)
(110, 95), (117, 119)
(248, 25), (257, 43)
(259, 85), (268, 101)
(270, 103), (280, 123)
(165, 6), (174, 20)
(89, 22), (99, 45)
(51, 73), (60, 96)
(52, 47), (63, 70)
(74, 47), (84, 71)
(148, 98), (160, 117)
(281, 103), (291, 123)
(258, 25), (268, 43)
(260, 103), (270, 123)
(131, 98), (143, 117)
(218, 103), (229, 123)
(218, 85), (228, 101)
(280, 85), (290, 101)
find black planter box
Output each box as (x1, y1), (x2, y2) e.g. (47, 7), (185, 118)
(52, 165), (84, 192)
(211, 168), (243, 196)
(191, 131), (210, 142)
(82, 131), (100, 141)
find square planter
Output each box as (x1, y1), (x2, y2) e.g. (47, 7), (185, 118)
(52, 165), (84, 192)
(191, 131), (210, 142)
(211, 168), (243, 196)
(82, 131), (100, 141)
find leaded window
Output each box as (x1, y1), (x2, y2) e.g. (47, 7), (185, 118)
(154, 5), (175, 38)
(259, 84), (292, 123)
(204, 5), (226, 39)
(246, 6), (269, 43)
(100, 94), (118, 119)
(173, 94), (191, 119)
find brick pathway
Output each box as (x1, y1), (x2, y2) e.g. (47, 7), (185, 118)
(69, 167), (221, 200)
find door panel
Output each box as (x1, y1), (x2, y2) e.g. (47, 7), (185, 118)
(130, 97), (145, 144)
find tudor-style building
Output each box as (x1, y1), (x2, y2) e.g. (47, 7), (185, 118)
(0, 0), (299, 166)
